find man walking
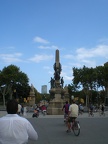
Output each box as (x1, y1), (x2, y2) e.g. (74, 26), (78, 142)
(0, 99), (38, 144)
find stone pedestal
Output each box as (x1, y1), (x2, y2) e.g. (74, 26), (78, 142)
(47, 88), (65, 115)
(29, 84), (35, 106)
(29, 96), (35, 106)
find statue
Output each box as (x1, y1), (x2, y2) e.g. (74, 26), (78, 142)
(49, 49), (63, 89)
(61, 77), (64, 88)
(31, 84), (34, 93)
(54, 69), (60, 80)
(53, 62), (61, 73)
(49, 77), (55, 88)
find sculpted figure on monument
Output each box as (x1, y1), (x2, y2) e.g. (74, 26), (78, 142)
(54, 63), (61, 73)
(49, 77), (55, 88)
(61, 77), (64, 88)
(54, 62), (61, 81)
(54, 69), (60, 80)
(31, 84), (35, 93)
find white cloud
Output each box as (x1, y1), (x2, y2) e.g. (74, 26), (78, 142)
(29, 54), (53, 63)
(76, 45), (108, 60)
(0, 46), (15, 52)
(0, 53), (23, 63)
(93, 45), (108, 56)
(62, 44), (108, 69)
(38, 45), (58, 50)
(61, 71), (72, 81)
(59, 44), (108, 84)
(99, 38), (108, 44)
(33, 36), (50, 44)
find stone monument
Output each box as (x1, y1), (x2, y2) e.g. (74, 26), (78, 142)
(29, 84), (35, 106)
(47, 49), (66, 115)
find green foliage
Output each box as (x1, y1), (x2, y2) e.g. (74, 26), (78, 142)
(34, 88), (42, 104)
(70, 63), (108, 105)
(0, 64), (30, 105)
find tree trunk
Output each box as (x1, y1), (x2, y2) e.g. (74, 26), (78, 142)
(3, 94), (6, 108)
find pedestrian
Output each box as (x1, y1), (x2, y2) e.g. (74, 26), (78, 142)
(79, 103), (84, 115)
(18, 103), (22, 115)
(0, 99), (38, 144)
(21, 105), (24, 115)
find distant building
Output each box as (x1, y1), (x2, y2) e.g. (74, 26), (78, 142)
(41, 85), (47, 94)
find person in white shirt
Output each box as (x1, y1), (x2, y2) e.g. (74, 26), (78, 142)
(0, 99), (38, 144)
(66, 99), (78, 133)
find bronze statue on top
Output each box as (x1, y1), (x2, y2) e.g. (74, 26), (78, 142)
(53, 62), (61, 80)
(49, 49), (64, 89)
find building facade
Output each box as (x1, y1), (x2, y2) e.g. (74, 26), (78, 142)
(41, 85), (47, 94)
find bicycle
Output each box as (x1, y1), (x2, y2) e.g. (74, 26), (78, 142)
(64, 114), (68, 123)
(99, 110), (105, 116)
(88, 110), (94, 117)
(72, 120), (80, 136)
(67, 119), (80, 136)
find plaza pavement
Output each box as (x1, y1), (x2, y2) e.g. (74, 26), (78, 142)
(0, 110), (108, 118)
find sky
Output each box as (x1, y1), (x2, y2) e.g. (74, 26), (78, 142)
(0, 0), (108, 93)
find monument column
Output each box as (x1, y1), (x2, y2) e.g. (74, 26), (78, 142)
(47, 49), (66, 115)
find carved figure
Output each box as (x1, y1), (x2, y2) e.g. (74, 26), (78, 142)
(31, 84), (34, 93)
(54, 69), (60, 80)
(61, 77), (64, 88)
(50, 77), (55, 88)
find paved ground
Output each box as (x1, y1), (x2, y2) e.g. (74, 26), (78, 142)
(0, 111), (108, 144)
(0, 110), (108, 118)
(28, 116), (108, 144)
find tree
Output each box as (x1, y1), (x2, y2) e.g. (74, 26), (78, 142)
(68, 83), (78, 103)
(73, 66), (97, 106)
(72, 63), (108, 106)
(0, 64), (29, 107)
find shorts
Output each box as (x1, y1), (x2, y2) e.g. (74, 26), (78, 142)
(68, 117), (76, 123)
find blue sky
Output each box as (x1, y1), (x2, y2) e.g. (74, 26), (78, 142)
(0, 0), (108, 93)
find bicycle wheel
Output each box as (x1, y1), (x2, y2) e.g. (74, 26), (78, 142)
(92, 113), (94, 117)
(103, 112), (105, 116)
(73, 121), (80, 136)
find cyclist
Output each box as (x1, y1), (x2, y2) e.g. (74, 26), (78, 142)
(66, 99), (78, 133)
(62, 101), (70, 122)
(32, 108), (39, 118)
